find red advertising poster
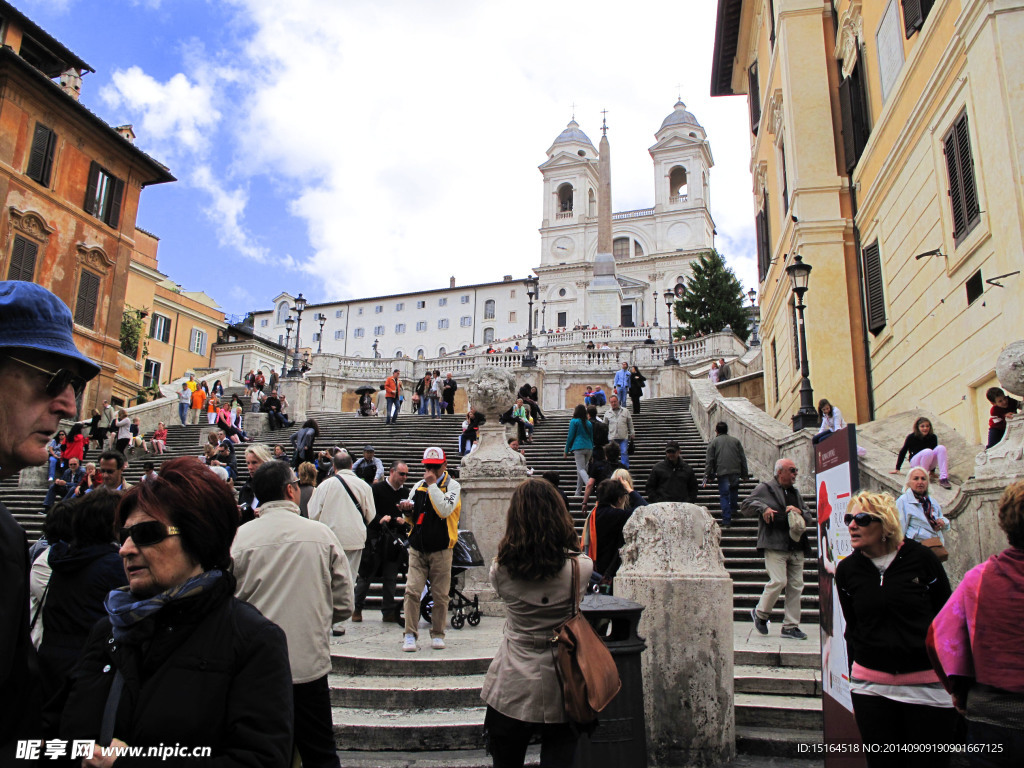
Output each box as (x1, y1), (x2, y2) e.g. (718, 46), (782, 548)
(815, 426), (866, 767)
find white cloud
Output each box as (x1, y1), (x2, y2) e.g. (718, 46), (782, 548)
(191, 165), (285, 266)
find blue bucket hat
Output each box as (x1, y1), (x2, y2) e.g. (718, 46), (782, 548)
(0, 281), (101, 379)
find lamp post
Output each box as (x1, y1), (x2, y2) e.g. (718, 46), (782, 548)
(316, 313), (326, 354)
(664, 287), (680, 366)
(786, 255), (817, 430)
(523, 275), (538, 367)
(652, 290), (659, 327)
(288, 293), (307, 377)
(748, 288), (760, 346)
(541, 300), (547, 334)
(282, 316), (294, 378)
(372, 338), (380, 359)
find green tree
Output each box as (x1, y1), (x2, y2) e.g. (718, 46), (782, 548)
(672, 250), (750, 342)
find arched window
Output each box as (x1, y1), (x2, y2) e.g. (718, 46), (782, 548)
(669, 166), (688, 202)
(484, 299), (496, 320)
(483, 327), (495, 344)
(275, 301), (289, 325)
(557, 183), (573, 212)
(634, 241), (644, 258)
(613, 237), (630, 260)
(588, 188), (596, 217)
(438, 346), (447, 357)
(394, 350), (403, 358)
(416, 348), (425, 359)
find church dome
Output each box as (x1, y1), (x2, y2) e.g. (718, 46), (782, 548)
(550, 119), (596, 153)
(659, 101), (702, 132)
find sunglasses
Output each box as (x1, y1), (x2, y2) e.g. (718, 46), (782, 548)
(844, 512), (880, 527)
(8, 355), (88, 398)
(119, 521), (181, 547)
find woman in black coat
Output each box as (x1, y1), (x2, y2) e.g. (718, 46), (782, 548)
(628, 366), (646, 414)
(53, 458), (293, 766)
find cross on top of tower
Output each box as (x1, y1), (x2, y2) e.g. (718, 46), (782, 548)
(571, 100), (577, 120)
(601, 108), (608, 136)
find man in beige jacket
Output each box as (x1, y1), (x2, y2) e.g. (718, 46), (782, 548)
(232, 461), (353, 768)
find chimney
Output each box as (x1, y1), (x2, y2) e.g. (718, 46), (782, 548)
(59, 69), (82, 101)
(115, 125), (136, 144)
(450, 276), (455, 288)
(503, 275), (513, 282)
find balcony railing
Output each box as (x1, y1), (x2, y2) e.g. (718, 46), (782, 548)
(556, 211), (574, 220)
(669, 194), (688, 204)
(612, 207), (654, 221)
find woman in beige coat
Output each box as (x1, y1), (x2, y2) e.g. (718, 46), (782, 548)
(480, 478), (593, 768)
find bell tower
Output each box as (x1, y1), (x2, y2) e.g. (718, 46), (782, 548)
(538, 119), (600, 268)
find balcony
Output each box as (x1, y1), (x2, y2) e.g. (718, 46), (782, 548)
(612, 207), (654, 221)
(556, 211), (574, 220)
(670, 194), (688, 204)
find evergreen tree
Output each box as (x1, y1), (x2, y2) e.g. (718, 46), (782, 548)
(672, 250), (750, 342)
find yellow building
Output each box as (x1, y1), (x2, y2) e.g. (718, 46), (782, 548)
(712, 0), (1024, 444)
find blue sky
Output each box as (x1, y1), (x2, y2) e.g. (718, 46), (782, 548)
(22, 0), (757, 318)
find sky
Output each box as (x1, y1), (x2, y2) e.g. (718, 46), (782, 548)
(21, 0), (757, 319)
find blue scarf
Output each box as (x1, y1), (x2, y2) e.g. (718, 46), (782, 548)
(104, 569), (223, 641)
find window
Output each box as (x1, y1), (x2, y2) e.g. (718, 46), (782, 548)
(275, 301), (289, 325)
(143, 359), (161, 389)
(902, 0), (935, 38)
(755, 194), (772, 282)
(439, 298), (448, 307)
(748, 62), (761, 135)
(634, 241), (644, 258)
(74, 270), (100, 329)
(416, 349), (425, 360)
(396, 303), (404, 311)
(395, 323), (406, 334)
(374, 325), (385, 335)
(838, 55), (871, 174)
(771, 339), (779, 402)
(260, 319), (268, 327)
(557, 311), (567, 328)
(375, 305), (383, 313)
(335, 310), (343, 318)
(83, 162), (125, 228)
(416, 321), (427, 332)
(669, 166), (688, 201)
(779, 142), (790, 214)
(966, 269), (984, 306)
(149, 313), (171, 343)
(438, 347), (447, 356)
(510, 289), (516, 299)
(417, 300), (426, 309)
(358, 308), (364, 315)
(862, 240), (887, 335)
(312, 333), (321, 342)
(394, 350), (403, 358)
(438, 318), (449, 329)
(484, 299), (495, 319)
(460, 316), (472, 327)
(26, 122), (57, 187)
(557, 183), (573, 212)
(7, 235), (38, 281)
(189, 328), (207, 356)
(461, 295), (470, 304)
(334, 330), (344, 340)
(613, 237), (630, 259)
(354, 328), (365, 338)
(943, 112), (981, 244)
(483, 327), (495, 344)
(278, 335), (284, 345)
(558, 288), (566, 297)
(509, 311), (517, 323)
(768, 0), (776, 47)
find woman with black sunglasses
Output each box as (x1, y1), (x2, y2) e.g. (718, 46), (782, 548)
(53, 457), (293, 765)
(835, 490), (957, 766)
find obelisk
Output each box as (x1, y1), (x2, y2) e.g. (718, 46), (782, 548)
(587, 112), (623, 327)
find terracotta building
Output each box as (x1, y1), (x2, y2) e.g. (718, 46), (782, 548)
(0, 0), (174, 411)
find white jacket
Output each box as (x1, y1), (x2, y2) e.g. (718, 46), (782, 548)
(231, 499), (353, 683)
(307, 469), (376, 550)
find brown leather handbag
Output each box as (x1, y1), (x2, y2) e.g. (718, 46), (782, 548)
(550, 556), (621, 723)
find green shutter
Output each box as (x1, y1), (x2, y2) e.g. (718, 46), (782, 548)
(83, 162), (100, 215)
(106, 175), (125, 228)
(7, 236), (38, 281)
(26, 123), (56, 186)
(74, 271), (101, 329)
(862, 241), (886, 335)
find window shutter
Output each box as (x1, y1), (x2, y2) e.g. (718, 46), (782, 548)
(902, 0), (924, 37)
(755, 210), (767, 283)
(748, 63), (761, 134)
(955, 115), (980, 234)
(74, 271), (100, 329)
(83, 162), (100, 215)
(838, 62), (870, 174)
(768, 0), (776, 47)
(106, 176), (125, 228)
(943, 130), (965, 238)
(7, 236), (38, 281)
(27, 123), (56, 186)
(149, 314), (159, 339)
(759, 193), (772, 282)
(190, 328), (199, 353)
(862, 241), (886, 335)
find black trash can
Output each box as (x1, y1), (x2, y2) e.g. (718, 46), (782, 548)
(574, 593), (648, 768)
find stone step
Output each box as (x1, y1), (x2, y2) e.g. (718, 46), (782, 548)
(734, 692), (823, 730)
(331, 706), (486, 751)
(733, 665), (821, 696)
(328, 673), (483, 709)
(334, 748), (539, 768)
(735, 725), (823, 758)
(734, 647), (820, 670)
(330, 649), (493, 678)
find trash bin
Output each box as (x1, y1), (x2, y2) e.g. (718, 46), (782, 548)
(574, 593), (648, 768)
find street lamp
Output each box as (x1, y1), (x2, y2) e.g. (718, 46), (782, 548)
(282, 316), (294, 378)
(663, 287), (680, 366)
(785, 255), (817, 430)
(288, 293), (307, 377)
(523, 276), (538, 367)
(541, 300), (547, 334)
(748, 288), (761, 346)
(316, 313), (326, 354)
(652, 290), (659, 327)
(372, 338), (380, 358)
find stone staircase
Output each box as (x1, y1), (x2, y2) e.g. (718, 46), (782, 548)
(8, 393), (822, 761)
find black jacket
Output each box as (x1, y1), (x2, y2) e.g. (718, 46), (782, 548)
(594, 505), (632, 579)
(645, 458), (698, 504)
(895, 432), (938, 470)
(835, 538), (951, 675)
(590, 418), (609, 448)
(628, 372), (646, 398)
(55, 574), (293, 766)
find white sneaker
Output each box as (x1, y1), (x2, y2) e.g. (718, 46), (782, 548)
(402, 634), (417, 652)
(431, 637), (446, 650)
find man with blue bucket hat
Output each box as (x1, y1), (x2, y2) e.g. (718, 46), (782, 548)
(0, 281), (100, 761)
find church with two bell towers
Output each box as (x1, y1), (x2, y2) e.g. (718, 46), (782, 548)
(536, 100), (717, 331)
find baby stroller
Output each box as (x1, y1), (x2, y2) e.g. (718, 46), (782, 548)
(419, 530), (485, 629)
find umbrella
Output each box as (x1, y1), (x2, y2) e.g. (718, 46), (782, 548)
(355, 385), (376, 395)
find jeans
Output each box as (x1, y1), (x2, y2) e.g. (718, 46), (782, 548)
(43, 482), (71, 509)
(755, 549), (805, 630)
(615, 384), (628, 405)
(178, 402), (189, 426)
(403, 547), (453, 639)
(717, 474), (740, 524)
(47, 456), (61, 480)
(485, 706), (578, 768)
(572, 449), (592, 496)
(292, 675), (341, 768)
(615, 438), (629, 468)
(354, 546), (401, 614)
(386, 396), (398, 423)
(851, 692), (957, 768)
(428, 396), (439, 417)
(966, 719), (1024, 767)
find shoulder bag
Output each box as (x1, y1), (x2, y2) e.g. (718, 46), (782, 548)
(550, 556), (621, 723)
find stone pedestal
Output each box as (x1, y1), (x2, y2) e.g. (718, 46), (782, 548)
(975, 342), (1024, 479)
(277, 377), (309, 424)
(614, 502), (735, 767)
(458, 367), (527, 615)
